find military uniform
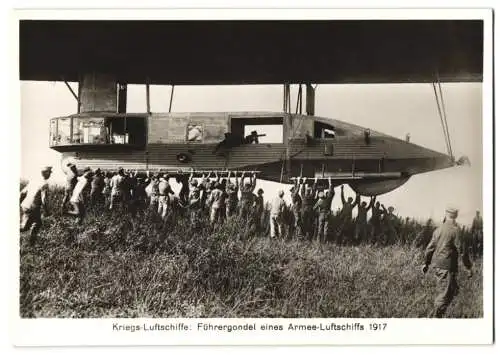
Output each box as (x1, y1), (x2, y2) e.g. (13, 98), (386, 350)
(61, 165), (77, 210)
(158, 177), (174, 221)
(270, 194), (286, 238)
(188, 188), (203, 229)
(290, 187), (302, 237)
(300, 183), (317, 240)
(225, 182), (239, 219)
(239, 177), (256, 221)
(253, 191), (264, 232)
(20, 167), (52, 244)
(471, 214), (483, 258)
(424, 213), (472, 318)
(355, 199), (374, 243)
(109, 171), (126, 210)
(90, 171), (105, 206)
(313, 187), (335, 243)
(208, 185), (225, 226)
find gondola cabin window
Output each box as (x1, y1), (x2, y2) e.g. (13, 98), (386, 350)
(314, 121), (336, 139)
(49, 115), (147, 150)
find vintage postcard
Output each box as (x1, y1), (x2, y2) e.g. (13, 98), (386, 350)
(9, 7), (493, 346)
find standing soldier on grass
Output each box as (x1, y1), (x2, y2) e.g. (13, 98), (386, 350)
(422, 207), (473, 318)
(381, 205), (399, 244)
(354, 196), (375, 244)
(369, 198), (384, 241)
(65, 168), (93, 225)
(207, 181), (225, 228)
(313, 178), (335, 243)
(188, 181), (203, 230)
(225, 171), (239, 219)
(471, 210), (483, 258)
(145, 172), (160, 211)
(158, 173), (175, 221)
(109, 167), (126, 211)
(290, 180), (302, 238)
(337, 185), (360, 244)
(20, 166), (52, 245)
(269, 190), (286, 239)
(300, 177), (318, 241)
(176, 172), (190, 205)
(239, 172), (257, 222)
(253, 188), (265, 233)
(102, 171), (113, 209)
(90, 168), (105, 207)
(61, 163), (78, 212)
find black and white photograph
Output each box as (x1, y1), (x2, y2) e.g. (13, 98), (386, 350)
(11, 8), (493, 346)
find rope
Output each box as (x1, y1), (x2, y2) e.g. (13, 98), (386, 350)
(437, 80), (454, 159)
(432, 82), (453, 158)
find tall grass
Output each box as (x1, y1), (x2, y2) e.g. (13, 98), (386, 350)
(19, 185), (483, 318)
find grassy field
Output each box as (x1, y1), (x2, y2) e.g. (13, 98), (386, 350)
(19, 186), (483, 318)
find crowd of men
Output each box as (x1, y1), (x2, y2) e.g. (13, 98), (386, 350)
(20, 164), (413, 246)
(19, 165), (484, 318)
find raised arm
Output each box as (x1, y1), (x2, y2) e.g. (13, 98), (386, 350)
(381, 204), (387, 214)
(312, 177), (318, 194)
(251, 173), (257, 191)
(367, 196), (375, 210)
(239, 172), (245, 188)
(299, 178), (306, 198)
(327, 178), (334, 198)
(189, 170), (194, 184)
(341, 185), (346, 205)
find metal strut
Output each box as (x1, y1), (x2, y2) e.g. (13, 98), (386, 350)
(169, 85), (175, 113)
(62, 80), (80, 111)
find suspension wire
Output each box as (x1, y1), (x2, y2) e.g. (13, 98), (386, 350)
(432, 82), (452, 157)
(437, 80), (454, 160)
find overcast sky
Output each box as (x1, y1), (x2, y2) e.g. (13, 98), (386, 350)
(21, 82), (483, 225)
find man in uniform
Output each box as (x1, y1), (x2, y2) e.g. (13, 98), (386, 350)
(158, 173), (175, 221)
(471, 210), (483, 258)
(90, 168), (105, 207)
(176, 172), (190, 205)
(20, 166), (52, 245)
(65, 168), (93, 224)
(253, 188), (265, 233)
(145, 172), (160, 211)
(313, 178), (335, 243)
(109, 167), (126, 211)
(422, 207), (473, 318)
(187, 180), (203, 230)
(207, 181), (225, 228)
(225, 171), (239, 219)
(337, 185), (360, 244)
(61, 163), (78, 212)
(239, 172), (257, 222)
(290, 180), (302, 238)
(269, 190), (286, 239)
(355, 196), (375, 243)
(381, 205), (399, 244)
(300, 177), (318, 241)
(369, 198), (384, 241)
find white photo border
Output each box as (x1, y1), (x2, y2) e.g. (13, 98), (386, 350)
(9, 7), (494, 346)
